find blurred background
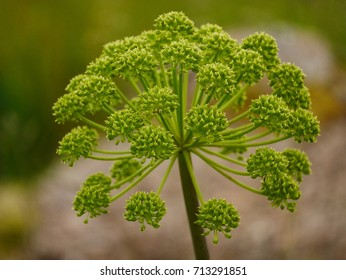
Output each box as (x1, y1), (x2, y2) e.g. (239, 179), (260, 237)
(0, 0), (345, 259)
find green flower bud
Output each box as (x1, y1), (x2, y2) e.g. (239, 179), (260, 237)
(288, 108), (320, 143)
(194, 24), (239, 63)
(196, 62), (236, 99)
(246, 147), (288, 179)
(261, 174), (301, 212)
(73, 173), (112, 223)
(105, 109), (144, 142)
(269, 63), (311, 109)
(160, 38), (202, 71)
(241, 32), (280, 70)
(282, 148), (311, 182)
(154, 11), (195, 38)
(232, 49), (266, 85)
(111, 158), (143, 182)
(124, 191), (166, 231)
(85, 55), (116, 77)
(57, 126), (98, 166)
(185, 105), (228, 143)
(139, 86), (179, 116)
(102, 35), (149, 58)
(130, 125), (176, 160)
(66, 74), (119, 108)
(115, 48), (158, 78)
(249, 94), (292, 133)
(52, 92), (87, 123)
(196, 198), (240, 244)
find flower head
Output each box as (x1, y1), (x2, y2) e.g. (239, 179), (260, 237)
(124, 191), (166, 231)
(185, 105), (228, 143)
(246, 147), (288, 179)
(160, 38), (202, 71)
(130, 125), (176, 160)
(261, 174), (301, 212)
(232, 49), (266, 85)
(269, 63), (311, 109)
(196, 62), (236, 99)
(154, 11), (195, 39)
(249, 94), (292, 133)
(57, 126), (98, 166)
(66, 74), (119, 108)
(288, 108), (320, 143)
(52, 74), (119, 123)
(241, 32), (280, 70)
(114, 48), (158, 78)
(194, 24), (239, 64)
(73, 173), (112, 223)
(196, 198), (240, 244)
(139, 86), (179, 116)
(105, 109), (144, 142)
(282, 148), (311, 182)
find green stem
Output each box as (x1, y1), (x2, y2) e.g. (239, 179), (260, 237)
(129, 77), (143, 95)
(198, 155), (264, 195)
(227, 110), (250, 126)
(80, 116), (108, 131)
(219, 84), (249, 110)
(192, 149), (249, 176)
(111, 164), (151, 190)
(156, 154), (177, 195)
(178, 151), (209, 260)
(86, 154), (134, 161)
(208, 134), (292, 148)
(93, 149), (131, 155)
(114, 85), (135, 110)
(198, 147), (247, 167)
(110, 159), (164, 202)
(191, 83), (202, 107)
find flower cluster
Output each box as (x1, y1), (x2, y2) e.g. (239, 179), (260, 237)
(130, 125), (176, 161)
(105, 109), (144, 142)
(185, 105), (228, 143)
(196, 199), (240, 244)
(197, 62), (236, 99)
(57, 126), (98, 166)
(53, 11), (320, 250)
(139, 86), (179, 116)
(246, 147), (311, 211)
(124, 191), (167, 231)
(73, 173), (112, 224)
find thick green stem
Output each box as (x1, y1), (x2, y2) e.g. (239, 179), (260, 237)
(178, 151), (210, 260)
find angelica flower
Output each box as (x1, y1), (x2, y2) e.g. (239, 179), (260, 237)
(269, 63), (311, 109)
(185, 105), (228, 143)
(196, 62), (236, 99)
(57, 126), (98, 166)
(241, 32), (280, 70)
(130, 125), (176, 160)
(105, 108), (144, 142)
(246, 147), (288, 179)
(282, 149), (311, 182)
(73, 173), (112, 223)
(124, 191), (166, 231)
(249, 94), (292, 133)
(139, 86), (179, 116)
(196, 198), (240, 244)
(53, 11), (320, 256)
(261, 174), (301, 212)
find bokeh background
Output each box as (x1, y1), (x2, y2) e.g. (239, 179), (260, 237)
(1, 0), (345, 259)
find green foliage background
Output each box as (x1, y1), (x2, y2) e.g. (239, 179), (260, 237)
(1, 0), (345, 180)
